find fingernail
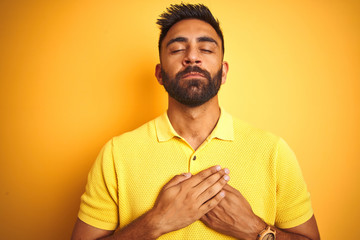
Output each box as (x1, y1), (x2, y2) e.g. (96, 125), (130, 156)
(220, 191), (225, 197)
(215, 165), (221, 171)
(224, 168), (230, 174)
(183, 172), (191, 178)
(224, 175), (230, 181)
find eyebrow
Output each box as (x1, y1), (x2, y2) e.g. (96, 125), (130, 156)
(166, 36), (218, 47)
(166, 37), (187, 47)
(197, 36), (218, 46)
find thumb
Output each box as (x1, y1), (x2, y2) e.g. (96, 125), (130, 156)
(163, 172), (192, 190)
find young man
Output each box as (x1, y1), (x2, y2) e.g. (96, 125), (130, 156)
(72, 3), (320, 240)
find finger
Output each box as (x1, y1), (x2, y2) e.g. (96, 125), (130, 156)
(199, 190), (226, 216)
(188, 165), (222, 187)
(222, 184), (236, 192)
(197, 173), (230, 203)
(163, 172), (192, 190)
(194, 168), (229, 195)
(222, 184), (244, 199)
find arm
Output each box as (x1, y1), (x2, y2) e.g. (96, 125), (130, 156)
(71, 211), (161, 240)
(71, 219), (114, 240)
(200, 184), (320, 240)
(276, 215), (320, 240)
(72, 165), (230, 240)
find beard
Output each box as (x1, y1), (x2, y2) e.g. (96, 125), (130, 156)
(161, 65), (223, 107)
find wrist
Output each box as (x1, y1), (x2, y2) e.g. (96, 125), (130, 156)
(256, 219), (277, 240)
(141, 209), (165, 239)
(251, 217), (267, 240)
(233, 216), (267, 240)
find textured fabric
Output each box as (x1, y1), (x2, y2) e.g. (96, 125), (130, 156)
(78, 109), (313, 238)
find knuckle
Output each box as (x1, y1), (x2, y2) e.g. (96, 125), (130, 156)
(212, 183), (223, 193)
(205, 177), (214, 185)
(211, 172), (222, 181)
(198, 171), (207, 178)
(169, 175), (181, 184)
(217, 169), (225, 177)
(207, 188), (215, 197)
(173, 175), (182, 181)
(219, 177), (227, 185)
(214, 193), (222, 201)
(210, 193), (221, 203)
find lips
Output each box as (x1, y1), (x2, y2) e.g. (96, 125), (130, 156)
(176, 66), (211, 80)
(182, 72), (205, 79)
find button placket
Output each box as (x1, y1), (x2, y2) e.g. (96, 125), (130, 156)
(189, 152), (200, 173)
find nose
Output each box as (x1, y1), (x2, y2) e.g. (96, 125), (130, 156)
(182, 47), (201, 66)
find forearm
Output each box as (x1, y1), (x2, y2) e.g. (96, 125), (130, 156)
(101, 210), (163, 240)
(273, 215), (320, 240)
(275, 227), (315, 240)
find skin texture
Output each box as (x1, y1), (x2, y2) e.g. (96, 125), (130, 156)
(71, 19), (321, 240)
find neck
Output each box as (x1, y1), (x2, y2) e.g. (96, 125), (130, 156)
(167, 96), (221, 150)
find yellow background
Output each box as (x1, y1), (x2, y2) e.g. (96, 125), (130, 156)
(0, 0), (359, 239)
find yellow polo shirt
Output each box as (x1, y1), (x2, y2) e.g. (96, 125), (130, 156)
(78, 109), (313, 239)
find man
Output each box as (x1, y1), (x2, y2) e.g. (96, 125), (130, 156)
(72, 3), (320, 240)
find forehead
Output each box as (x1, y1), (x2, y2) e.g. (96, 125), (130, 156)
(163, 19), (220, 45)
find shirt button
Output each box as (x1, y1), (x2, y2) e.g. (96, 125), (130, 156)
(193, 156), (197, 161)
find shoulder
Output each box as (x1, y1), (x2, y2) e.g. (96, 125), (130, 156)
(230, 116), (299, 168)
(108, 117), (158, 150)
(231, 115), (280, 147)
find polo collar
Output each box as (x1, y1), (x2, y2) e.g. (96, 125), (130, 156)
(155, 107), (234, 142)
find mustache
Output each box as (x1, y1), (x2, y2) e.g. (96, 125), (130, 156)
(175, 66), (211, 80)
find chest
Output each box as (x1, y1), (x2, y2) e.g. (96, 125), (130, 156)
(116, 139), (277, 227)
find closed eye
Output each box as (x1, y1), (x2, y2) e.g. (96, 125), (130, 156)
(171, 49), (185, 54)
(201, 49), (213, 53)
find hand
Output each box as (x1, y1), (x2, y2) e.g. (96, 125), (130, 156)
(200, 184), (265, 240)
(150, 166), (230, 236)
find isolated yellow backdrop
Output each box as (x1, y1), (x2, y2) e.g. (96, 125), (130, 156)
(0, 0), (359, 239)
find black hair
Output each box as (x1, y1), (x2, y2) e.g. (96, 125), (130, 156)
(156, 3), (224, 55)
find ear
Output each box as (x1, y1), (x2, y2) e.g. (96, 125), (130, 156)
(221, 61), (229, 85)
(155, 64), (164, 85)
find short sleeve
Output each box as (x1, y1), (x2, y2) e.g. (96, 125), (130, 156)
(78, 139), (119, 230)
(275, 138), (313, 229)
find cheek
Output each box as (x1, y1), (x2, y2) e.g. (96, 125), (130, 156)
(162, 60), (183, 76)
(203, 55), (222, 68)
